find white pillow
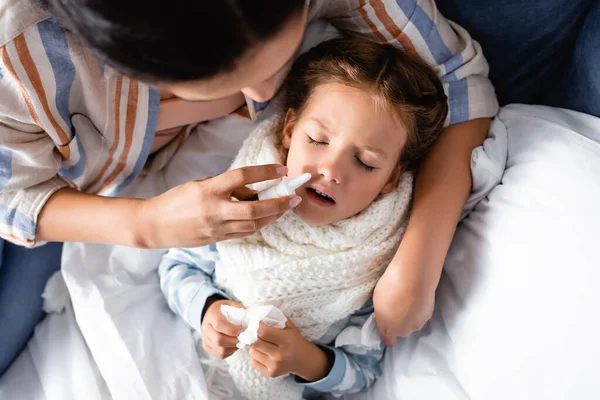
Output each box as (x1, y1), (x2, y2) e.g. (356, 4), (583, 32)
(348, 105), (600, 400)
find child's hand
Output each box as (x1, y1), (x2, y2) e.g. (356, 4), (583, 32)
(201, 298), (244, 359)
(249, 321), (331, 382)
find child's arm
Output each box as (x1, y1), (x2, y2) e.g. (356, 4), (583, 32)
(249, 302), (385, 397)
(159, 246), (248, 358)
(322, 0), (499, 341)
(158, 245), (231, 332)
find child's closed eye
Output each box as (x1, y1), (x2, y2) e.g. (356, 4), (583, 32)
(355, 156), (375, 172)
(307, 135), (327, 146)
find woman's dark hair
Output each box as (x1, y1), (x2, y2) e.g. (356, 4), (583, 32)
(38, 0), (305, 82)
(283, 37), (448, 171)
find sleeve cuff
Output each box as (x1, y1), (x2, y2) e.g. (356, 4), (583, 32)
(186, 286), (230, 333)
(0, 178), (67, 247)
(294, 345), (346, 392)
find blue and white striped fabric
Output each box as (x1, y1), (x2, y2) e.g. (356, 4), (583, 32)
(0, 1), (159, 246)
(158, 246), (386, 398)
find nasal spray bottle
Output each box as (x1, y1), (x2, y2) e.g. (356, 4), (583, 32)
(247, 172), (312, 201)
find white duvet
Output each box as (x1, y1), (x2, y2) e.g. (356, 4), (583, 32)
(2, 105), (600, 400)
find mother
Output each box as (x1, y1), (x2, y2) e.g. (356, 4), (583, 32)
(0, 0), (591, 377)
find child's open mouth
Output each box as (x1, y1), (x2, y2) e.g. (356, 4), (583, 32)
(306, 187), (336, 207)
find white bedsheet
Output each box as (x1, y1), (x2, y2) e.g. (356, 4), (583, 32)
(0, 274), (110, 400)
(2, 104), (600, 400)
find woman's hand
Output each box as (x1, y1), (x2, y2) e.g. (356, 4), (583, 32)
(136, 164), (301, 248)
(201, 298), (245, 359)
(250, 321), (331, 382)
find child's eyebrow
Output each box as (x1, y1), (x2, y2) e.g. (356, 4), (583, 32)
(363, 146), (388, 159)
(309, 117), (332, 132)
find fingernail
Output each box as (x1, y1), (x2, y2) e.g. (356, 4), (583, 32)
(276, 166), (288, 176)
(289, 196), (302, 208)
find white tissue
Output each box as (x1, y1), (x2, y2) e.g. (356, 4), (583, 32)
(335, 314), (382, 350)
(42, 271), (70, 313)
(220, 305), (287, 349)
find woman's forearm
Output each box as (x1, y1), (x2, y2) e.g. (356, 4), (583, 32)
(393, 118), (491, 288)
(37, 187), (145, 246)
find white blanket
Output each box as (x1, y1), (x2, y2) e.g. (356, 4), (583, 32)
(347, 105), (600, 400)
(2, 104), (600, 400)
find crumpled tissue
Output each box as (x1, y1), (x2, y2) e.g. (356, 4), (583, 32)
(334, 314), (382, 350)
(42, 271), (70, 313)
(221, 305), (287, 349)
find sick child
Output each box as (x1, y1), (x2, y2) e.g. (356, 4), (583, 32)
(159, 37), (448, 399)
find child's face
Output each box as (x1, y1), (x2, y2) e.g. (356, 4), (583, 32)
(282, 83), (407, 226)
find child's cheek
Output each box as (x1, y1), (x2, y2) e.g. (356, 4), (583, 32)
(286, 143), (311, 176)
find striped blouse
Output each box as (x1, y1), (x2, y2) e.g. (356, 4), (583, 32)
(0, 0), (498, 246)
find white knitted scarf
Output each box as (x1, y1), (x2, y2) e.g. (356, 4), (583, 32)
(210, 116), (413, 400)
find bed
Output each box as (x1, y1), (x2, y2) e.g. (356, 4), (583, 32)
(1, 103), (599, 400)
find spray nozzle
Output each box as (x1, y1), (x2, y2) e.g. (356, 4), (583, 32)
(257, 172), (312, 201)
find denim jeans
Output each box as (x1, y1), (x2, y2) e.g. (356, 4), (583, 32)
(437, 0), (599, 116)
(0, 240), (62, 376)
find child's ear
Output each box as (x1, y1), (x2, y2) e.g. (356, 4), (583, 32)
(380, 164), (405, 195)
(282, 108), (297, 149)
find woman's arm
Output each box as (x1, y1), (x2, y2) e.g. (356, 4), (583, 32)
(374, 118), (491, 343)
(321, 0), (498, 125)
(37, 188), (144, 246)
(36, 165), (297, 249)
(1, 26), (295, 249)
(321, 0), (498, 340)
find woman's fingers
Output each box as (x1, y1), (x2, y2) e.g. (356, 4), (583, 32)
(225, 196), (300, 221)
(202, 213), (284, 241)
(224, 212), (285, 233)
(216, 164), (288, 193)
(230, 185), (257, 201)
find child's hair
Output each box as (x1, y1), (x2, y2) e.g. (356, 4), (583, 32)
(283, 37), (449, 171)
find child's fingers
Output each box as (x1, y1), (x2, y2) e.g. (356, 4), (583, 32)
(250, 338), (278, 357)
(206, 325), (240, 348)
(249, 346), (271, 366)
(256, 322), (282, 344)
(214, 332), (240, 348)
(211, 316), (243, 337)
(250, 357), (271, 378)
(204, 322), (239, 347)
(203, 342), (237, 360)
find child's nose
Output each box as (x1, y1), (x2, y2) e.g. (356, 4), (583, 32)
(318, 158), (343, 184)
